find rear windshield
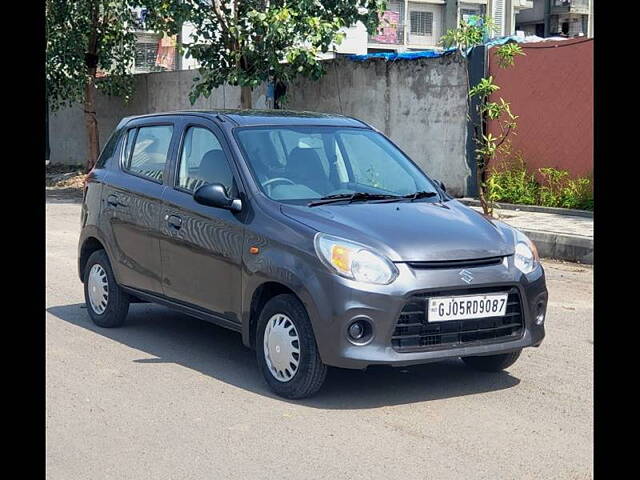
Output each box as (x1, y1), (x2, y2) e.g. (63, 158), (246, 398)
(234, 126), (438, 203)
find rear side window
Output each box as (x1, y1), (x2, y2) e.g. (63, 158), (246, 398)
(122, 125), (174, 182)
(95, 130), (121, 168)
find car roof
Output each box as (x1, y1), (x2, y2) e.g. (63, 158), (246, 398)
(121, 109), (370, 128)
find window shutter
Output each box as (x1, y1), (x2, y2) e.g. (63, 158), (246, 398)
(410, 11), (434, 36)
(493, 0), (505, 36)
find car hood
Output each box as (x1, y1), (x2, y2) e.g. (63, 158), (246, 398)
(280, 199), (515, 262)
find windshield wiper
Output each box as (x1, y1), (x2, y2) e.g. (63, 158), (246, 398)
(308, 192), (401, 207)
(402, 191), (438, 202)
(307, 190), (438, 207)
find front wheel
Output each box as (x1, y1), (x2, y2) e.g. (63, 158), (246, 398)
(256, 294), (327, 399)
(461, 350), (522, 372)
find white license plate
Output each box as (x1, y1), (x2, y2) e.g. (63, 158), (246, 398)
(428, 293), (509, 322)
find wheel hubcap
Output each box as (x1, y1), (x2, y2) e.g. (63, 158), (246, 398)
(263, 314), (300, 382)
(88, 264), (109, 314)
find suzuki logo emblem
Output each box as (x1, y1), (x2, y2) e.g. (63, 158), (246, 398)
(459, 269), (474, 284)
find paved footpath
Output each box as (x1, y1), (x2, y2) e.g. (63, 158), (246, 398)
(465, 202), (593, 264)
(490, 208), (592, 239)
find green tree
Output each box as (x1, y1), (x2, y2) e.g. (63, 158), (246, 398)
(441, 17), (525, 217)
(46, 1), (145, 171)
(143, 0), (385, 109)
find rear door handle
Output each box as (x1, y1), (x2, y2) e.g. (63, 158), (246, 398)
(107, 194), (119, 207)
(166, 214), (182, 230)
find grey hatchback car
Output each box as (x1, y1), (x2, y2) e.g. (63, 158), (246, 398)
(78, 110), (548, 399)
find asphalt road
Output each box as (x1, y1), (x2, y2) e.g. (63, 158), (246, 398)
(46, 196), (593, 480)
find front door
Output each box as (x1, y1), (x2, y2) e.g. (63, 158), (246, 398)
(159, 120), (244, 322)
(103, 119), (177, 294)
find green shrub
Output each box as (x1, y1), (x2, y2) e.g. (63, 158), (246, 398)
(538, 167), (568, 208)
(539, 168), (593, 210)
(487, 156), (593, 210)
(487, 156), (539, 206)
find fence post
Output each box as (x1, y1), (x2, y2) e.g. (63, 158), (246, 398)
(465, 44), (487, 197)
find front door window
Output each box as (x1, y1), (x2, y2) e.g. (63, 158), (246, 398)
(177, 126), (236, 195)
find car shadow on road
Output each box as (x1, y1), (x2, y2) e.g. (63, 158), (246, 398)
(47, 303), (521, 409)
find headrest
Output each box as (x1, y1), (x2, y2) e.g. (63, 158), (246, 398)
(199, 149), (233, 190)
(287, 147), (324, 178)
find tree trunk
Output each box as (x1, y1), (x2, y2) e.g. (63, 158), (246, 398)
(84, 70), (100, 172)
(84, 4), (100, 172)
(476, 161), (493, 217)
(240, 85), (252, 109)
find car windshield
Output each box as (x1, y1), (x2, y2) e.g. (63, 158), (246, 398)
(234, 126), (440, 204)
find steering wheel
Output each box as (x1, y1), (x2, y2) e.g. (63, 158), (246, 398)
(262, 177), (296, 195)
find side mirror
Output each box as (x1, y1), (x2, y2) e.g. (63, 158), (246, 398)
(193, 183), (242, 212)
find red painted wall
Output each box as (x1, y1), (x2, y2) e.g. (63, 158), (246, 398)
(487, 38), (593, 178)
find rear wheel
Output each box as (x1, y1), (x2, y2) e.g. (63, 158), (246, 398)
(256, 294), (327, 399)
(461, 350), (522, 372)
(83, 250), (129, 328)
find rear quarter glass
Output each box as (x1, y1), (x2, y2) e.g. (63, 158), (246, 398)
(95, 130), (122, 169)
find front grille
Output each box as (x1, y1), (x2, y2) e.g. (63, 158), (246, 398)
(391, 286), (525, 353)
(406, 256), (505, 270)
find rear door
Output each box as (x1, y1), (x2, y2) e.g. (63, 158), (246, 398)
(159, 118), (244, 321)
(102, 116), (179, 294)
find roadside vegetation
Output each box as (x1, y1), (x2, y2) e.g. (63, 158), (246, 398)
(441, 16), (525, 217)
(441, 17), (592, 214)
(46, 0), (385, 172)
(487, 155), (593, 211)
(142, 1), (385, 110)
(46, 1), (157, 172)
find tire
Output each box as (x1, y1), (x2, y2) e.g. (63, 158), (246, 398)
(461, 350), (522, 372)
(256, 294), (327, 399)
(83, 250), (129, 328)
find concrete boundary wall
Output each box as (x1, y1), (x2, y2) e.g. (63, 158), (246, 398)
(49, 55), (471, 196)
(48, 72), (266, 169)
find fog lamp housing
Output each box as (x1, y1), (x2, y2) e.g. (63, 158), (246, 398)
(347, 318), (374, 345)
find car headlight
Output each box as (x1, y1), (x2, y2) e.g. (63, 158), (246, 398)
(314, 233), (398, 285)
(513, 231), (540, 274)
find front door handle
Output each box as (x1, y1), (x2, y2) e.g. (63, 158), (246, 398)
(167, 214), (182, 230)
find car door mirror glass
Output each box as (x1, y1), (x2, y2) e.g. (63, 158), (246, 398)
(193, 183), (242, 212)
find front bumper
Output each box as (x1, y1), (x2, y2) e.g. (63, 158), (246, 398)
(308, 257), (547, 369)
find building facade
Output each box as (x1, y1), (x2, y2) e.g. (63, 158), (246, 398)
(368, 0), (534, 52)
(131, 8), (369, 73)
(129, 0), (545, 74)
(516, 0), (593, 38)
(131, 7), (181, 74)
